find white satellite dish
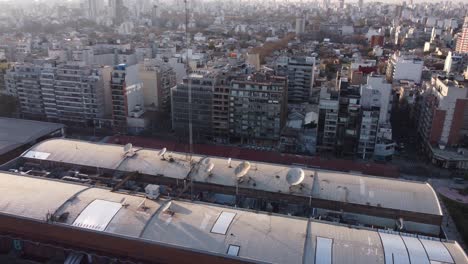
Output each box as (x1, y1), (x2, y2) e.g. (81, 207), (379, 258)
(234, 161), (251, 178)
(123, 143), (133, 153)
(396, 217), (404, 230)
(205, 162), (215, 173)
(200, 157), (211, 165)
(158, 148), (167, 157)
(161, 201), (172, 213)
(286, 168), (305, 186)
(158, 148), (167, 160)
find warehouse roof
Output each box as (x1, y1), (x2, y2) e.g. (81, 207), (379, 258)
(0, 172), (465, 264)
(23, 138), (442, 216)
(0, 117), (64, 156)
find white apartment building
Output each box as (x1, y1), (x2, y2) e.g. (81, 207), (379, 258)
(367, 75), (392, 124)
(386, 52), (424, 83)
(138, 59), (176, 111)
(16, 40), (31, 55)
(317, 86), (339, 151)
(444, 51), (467, 74)
(110, 64), (146, 134)
(359, 75), (394, 160)
(295, 17), (305, 34)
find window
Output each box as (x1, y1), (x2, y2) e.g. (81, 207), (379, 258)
(315, 237), (332, 264)
(227, 245), (240, 256)
(211, 212), (236, 235)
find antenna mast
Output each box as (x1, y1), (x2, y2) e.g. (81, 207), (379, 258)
(185, 0), (193, 158)
(185, 0), (195, 201)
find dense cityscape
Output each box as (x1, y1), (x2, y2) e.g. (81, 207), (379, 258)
(0, 0), (467, 263)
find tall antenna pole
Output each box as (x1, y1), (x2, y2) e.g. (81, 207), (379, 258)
(185, 0), (193, 157)
(185, 0), (194, 201)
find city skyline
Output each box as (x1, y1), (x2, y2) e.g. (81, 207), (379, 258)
(0, 0), (466, 263)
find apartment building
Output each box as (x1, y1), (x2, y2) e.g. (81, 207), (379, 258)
(15, 40), (31, 55)
(348, 59), (377, 85)
(229, 72), (287, 145)
(417, 76), (468, 168)
(317, 75), (394, 159)
(358, 79), (393, 160)
(5, 61), (108, 125)
(212, 70), (232, 140)
(139, 59), (176, 111)
(336, 79), (362, 156)
(110, 64), (145, 133)
(386, 52), (424, 83)
(41, 64), (107, 125)
(317, 86), (339, 151)
(419, 77), (468, 146)
(170, 68), (288, 145)
(276, 56), (316, 103)
(171, 71), (215, 141)
(455, 16), (468, 54)
(5, 62), (45, 118)
(358, 85), (381, 158)
(444, 51), (468, 74)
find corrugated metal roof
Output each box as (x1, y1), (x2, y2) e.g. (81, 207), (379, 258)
(401, 236), (430, 264)
(379, 232), (411, 264)
(72, 200), (122, 231)
(0, 117), (63, 155)
(419, 239), (454, 263)
(24, 139), (443, 216)
(0, 172), (465, 264)
(0, 172), (86, 220)
(306, 221), (385, 264)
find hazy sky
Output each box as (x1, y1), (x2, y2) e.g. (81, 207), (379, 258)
(0, 0), (465, 3)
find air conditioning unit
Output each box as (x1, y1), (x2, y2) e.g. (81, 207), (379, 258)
(145, 184), (160, 199)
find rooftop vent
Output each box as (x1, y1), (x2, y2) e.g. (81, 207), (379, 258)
(145, 184), (160, 200)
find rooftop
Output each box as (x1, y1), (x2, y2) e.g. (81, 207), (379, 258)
(0, 172), (465, 264)
(0, 117), (64, 156)
(23, 138), (442, 216)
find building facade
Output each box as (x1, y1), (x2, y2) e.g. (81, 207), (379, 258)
(110, 64), (145, 133)
(276, 56), (316, 103)
(139, 59), (176, 111)
(417, 76), (468, 168)
(229, 73), (288, 145)
(317, 75), (394, 159)
(5, 62), (108, 125)
(171, 71), (215, 141)
(455, 16), (468, 54)
(444, 51), (468, 74)
(386, 52), (424, 84)
(42, 63), (106, 125)
(5, 62), (44, 118)
(317, 86), (339, 151)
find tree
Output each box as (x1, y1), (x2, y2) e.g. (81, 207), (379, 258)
(208, 41), (215, 50)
